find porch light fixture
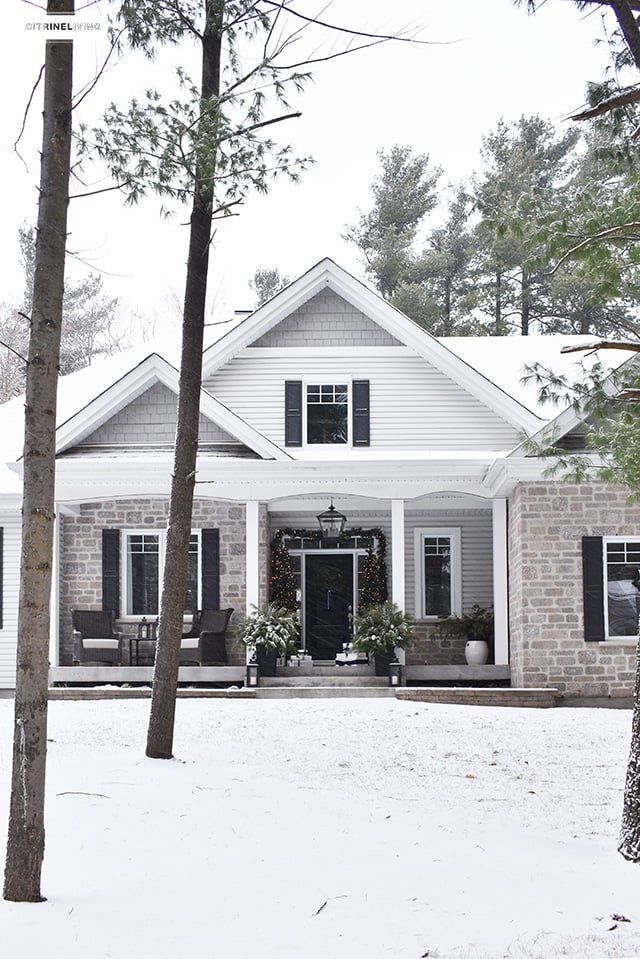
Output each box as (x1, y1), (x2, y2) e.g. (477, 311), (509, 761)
(246, 661), (259, 688)
(317, 499), (347, 539)
(388, 661), (403, 687)
(138, 616), (150, 641)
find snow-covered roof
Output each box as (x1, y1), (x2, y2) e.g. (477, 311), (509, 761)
(440, 334), (630, 419)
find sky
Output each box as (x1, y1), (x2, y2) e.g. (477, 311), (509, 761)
(0, 0), (618, 332)
(2, 695), (640, 959)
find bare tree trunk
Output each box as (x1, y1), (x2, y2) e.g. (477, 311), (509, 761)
(619, 629), (640, 860)
(4, 0), (73, 902)
(521, 269), (530, 336)
(146, 0), (223, 759)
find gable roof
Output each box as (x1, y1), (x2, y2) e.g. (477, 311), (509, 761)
(202, 258), (549, 434)
(54, 352), (291, 461)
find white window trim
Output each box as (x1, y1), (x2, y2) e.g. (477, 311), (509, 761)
(303, 377), (352, 448)
(414, 527), (462, 621)
(121, 529), (202, 619)
(603, 535), (640, 641)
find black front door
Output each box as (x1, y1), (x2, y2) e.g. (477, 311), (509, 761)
(304, 553), (354, 659)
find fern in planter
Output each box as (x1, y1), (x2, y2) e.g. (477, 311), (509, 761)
(235, 603), (300, 657)
(440, 605), (494, 642)
(352, 600), (415, 655)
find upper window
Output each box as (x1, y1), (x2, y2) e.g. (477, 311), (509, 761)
(306, 383), (348, 444)
(284, 379), (370, 448)
(414, 528), (461, 620)
(605, 538), (640, 639)
(123, 530), (200, 617)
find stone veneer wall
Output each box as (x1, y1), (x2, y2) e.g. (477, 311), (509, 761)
(60, 497), (268, 665)
(509, 481), (637, 697)
(405, 624), (467, 666)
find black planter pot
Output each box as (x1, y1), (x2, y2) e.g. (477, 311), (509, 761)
(256, 646), (278, 677)
(373, 647), (396, 678)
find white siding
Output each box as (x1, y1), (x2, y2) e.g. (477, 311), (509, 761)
(206, 352), (520, 450)
(0, 513), (21, 688)
(405, 509), (493, 618)
(269, 506), (492, 619)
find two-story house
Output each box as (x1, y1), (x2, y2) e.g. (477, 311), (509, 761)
(0, 258), (636, 698)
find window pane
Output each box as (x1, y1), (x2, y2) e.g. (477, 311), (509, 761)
(306, 383), (348, 444)
(607, 540), (640, 637)
(424, 537), (451, 617)
(184, 535), (199, 614)
(128, 534), (159, 615)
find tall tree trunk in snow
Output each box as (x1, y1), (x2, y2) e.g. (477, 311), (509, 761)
(146, 0), (223, 759)
(619, 628), (640, 860)
(4, 0), (73, 902)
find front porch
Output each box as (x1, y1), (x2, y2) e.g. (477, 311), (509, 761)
(48, 661), (510, 688)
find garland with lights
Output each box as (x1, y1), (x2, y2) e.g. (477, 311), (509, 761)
(270, 527), (388, 609)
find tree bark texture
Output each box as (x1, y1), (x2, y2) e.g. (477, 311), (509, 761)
(146, 1), (223, 760)
(4, 0), (73, 902)
(619, 632), (640, 860)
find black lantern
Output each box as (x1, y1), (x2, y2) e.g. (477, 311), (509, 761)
(388, 661), (403, 687)
(246, 661), (259, 688)
(317, 499), (347, 540)
(138, 616), (150, 641)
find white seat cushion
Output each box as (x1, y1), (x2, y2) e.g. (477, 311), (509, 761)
(82, 638), (120, 650)
(181, 637), (199, 649)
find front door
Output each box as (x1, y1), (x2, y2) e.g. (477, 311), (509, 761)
(304, 553), (354, 659)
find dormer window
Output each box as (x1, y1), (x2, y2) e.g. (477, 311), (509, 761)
(284, 379), (370, 448)
(307, 384), (348, 444)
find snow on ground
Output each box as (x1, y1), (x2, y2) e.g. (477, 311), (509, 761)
(1, 697), (640, 959)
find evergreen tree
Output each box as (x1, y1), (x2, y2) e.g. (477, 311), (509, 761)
(249, 267), (291, 307)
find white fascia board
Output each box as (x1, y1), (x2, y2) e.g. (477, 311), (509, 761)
(203, 257), (542, 434)
(52, 454), (502, 502)
(482, 452), (606, 496)
(54, 352), (289, 462)
(55, 354), (178, 454)
(198, 392), (291, 461)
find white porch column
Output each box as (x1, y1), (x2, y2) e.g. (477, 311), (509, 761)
(391, 499), (406, 668)
(245, 500), (260, 614)
(50, 508), (61, 667)
(492, 498), (509, 666)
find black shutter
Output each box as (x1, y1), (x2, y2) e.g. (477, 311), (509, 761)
(0, 527), (4, 629)
(102, 529), (120, 617)
(352, 379), (370, 447)
(202, 528), (220, 609)
(284, 380), (302, 447)
(582, 536), (605, 642)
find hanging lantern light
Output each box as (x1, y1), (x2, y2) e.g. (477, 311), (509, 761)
(316, 499), (347, 540)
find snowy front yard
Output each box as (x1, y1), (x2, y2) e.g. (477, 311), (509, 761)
(1, 697), (640, 959)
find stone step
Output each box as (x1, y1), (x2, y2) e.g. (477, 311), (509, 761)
(255, 686), (396, 699)
(259, 675), (387, 688)
(279, 665), (374, 678)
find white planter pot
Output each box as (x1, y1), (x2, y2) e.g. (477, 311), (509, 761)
(465, 639), (489, 666)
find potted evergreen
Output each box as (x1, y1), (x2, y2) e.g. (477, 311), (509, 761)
(440, 605), (494, 665)
(235, 603), (300, 676)
(352, 600), (415, 676)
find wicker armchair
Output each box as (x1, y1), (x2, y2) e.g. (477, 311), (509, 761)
(72, 609), (123, 665)
(180, 608), (234, 666)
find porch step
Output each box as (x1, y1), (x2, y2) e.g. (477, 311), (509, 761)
(259, 675), (387, 688)
(256, 686), (396, 699)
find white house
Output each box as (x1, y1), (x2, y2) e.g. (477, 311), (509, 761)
(0, 258), (636, 698)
